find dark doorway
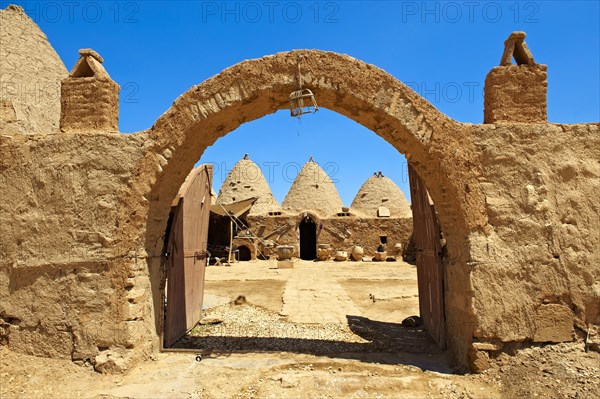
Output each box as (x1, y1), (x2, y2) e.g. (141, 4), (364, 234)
(299, 217), (317, 260)
(238, 245), (251, 261)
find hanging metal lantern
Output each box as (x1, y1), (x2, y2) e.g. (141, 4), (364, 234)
(289, 88), (319, 118)
(289, 55), (319, 118)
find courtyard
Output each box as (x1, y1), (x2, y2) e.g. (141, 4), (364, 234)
(2, 260), (598, 398)
(177, 260), (440, 362)
(1, 2), (599, 398)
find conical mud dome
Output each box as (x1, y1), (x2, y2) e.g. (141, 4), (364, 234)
(351, 172), (412, 218)
(0, 5), (68, 133)
(282, 157), (344, 217)
(217, 154), (280, 215)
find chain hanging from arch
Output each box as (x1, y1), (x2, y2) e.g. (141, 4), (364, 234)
(289, 55), (319, 118)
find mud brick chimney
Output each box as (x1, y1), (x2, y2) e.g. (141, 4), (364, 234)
(60, 48), (120, 132)
(484, 32), (547, 123)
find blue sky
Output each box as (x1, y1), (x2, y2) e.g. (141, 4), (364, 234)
(11, 0), (599, 204)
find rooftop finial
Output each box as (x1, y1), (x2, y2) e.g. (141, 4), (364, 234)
(308, 156), (314, 163)
(243, 153), (249, 160)
(78, 48), (104, 63)
(500, 31), (535, 66)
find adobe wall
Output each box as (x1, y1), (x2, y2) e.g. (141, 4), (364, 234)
(0, 132), (154, 372)
(322, 216), (414, 257)
(60, 78), (120, 133)
(0, 5), (68, 134)
(0, 48), (598, 374)
(466, 122), (600, 367)
(484, 65), (547, 123)
(2, 121), (597, 373)
(240, 214), (413, 259)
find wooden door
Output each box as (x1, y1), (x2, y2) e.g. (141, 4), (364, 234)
(164, 165), (213, 347)
(408, 164), (446, 349)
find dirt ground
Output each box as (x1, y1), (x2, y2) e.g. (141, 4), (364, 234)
(1, 260), (598, 398)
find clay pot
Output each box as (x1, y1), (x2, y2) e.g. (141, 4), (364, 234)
(393, 243), (403, 259)
(277, 245), (294, 260)
(373, 251), (387, 262)
(351, 245), (364, 261)
(317, 248), (332, 261)
(334, 251), (348, 261)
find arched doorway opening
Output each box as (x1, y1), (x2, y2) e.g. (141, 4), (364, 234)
(123, 49), (487, 368)
(238, 245), (252, 261)
(299, 216), (317, 260)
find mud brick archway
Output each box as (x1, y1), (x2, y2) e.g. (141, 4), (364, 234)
(115, 50), (488, 368)
(2, 9), (597, 375)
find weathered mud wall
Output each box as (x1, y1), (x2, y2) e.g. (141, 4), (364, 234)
(469, 123), (600, 344)
(2, 120), (597, 374)
(0, 5), (67, 134)
(0, 132), (156, 372)
(0, 31), (597, 374)
(240, 214), (413, 259)
(61, 78), (120, 133)
(322, 216), (413, 256)
(484, 65), (548, 123)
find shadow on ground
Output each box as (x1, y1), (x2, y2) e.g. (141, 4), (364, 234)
(172, 315), (453, 373)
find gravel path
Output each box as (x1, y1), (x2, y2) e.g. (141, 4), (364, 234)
(175, 303), (439, 355)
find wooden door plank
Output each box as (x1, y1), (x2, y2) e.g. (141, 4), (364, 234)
(182, 165), (212, 330)
(164, 203), (186, 347)
(164, 165), (213, 347)
(408, 165), (446, 349)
